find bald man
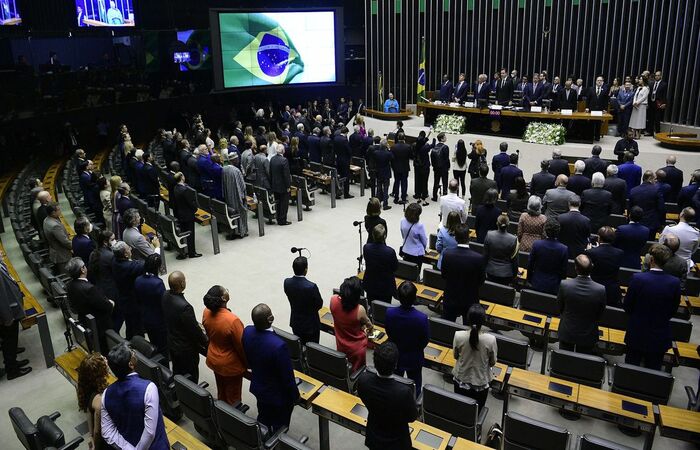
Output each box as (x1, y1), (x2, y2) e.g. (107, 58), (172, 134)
(646, 234), (688, 288)
(161, 271), (208, 382)
(557, 255), (607, 354)
(658, 155), (683, 201)
(543, 175), (577, 219)
(242, 304), (299, 432)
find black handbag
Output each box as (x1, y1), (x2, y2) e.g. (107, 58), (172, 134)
(399, 222), (415, 258)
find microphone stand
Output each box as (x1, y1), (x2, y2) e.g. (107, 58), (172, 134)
(295, 248), (303, 258)
(354, 221), (364, 274)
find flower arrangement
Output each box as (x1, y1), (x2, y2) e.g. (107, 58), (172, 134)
(434, 114), (467, 134)
(523, 122), (567, 145)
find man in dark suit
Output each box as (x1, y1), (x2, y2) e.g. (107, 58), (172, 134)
(172, 173), (201, 259)
(528, 219), (569, 295)
(678, 170), (700, 209)
(548, 76), (562, 110)
(430, 133), (450, 201)
(498, 153), (523, 199)
(581, 173), (613, 232)
(349, 126), (364, 158)
(603, 164), (628, 215)
(557, 196), (591, 258)
(356, 342), (418, 450)
(469, 164), (497, 213)
(623, 244), (681, 370)
(283, 257), (323, 344)
(557, 80), (579, 111)
(44, 203), (73, 275)
(530, 160), (556, 198)
(618, 151), (642, 195)
(0, 259), (31, 379)
(333, 127), (354, 199)
(567, 161), (591, 197)
(270, 144), (292, 226)
(141, 152), (160, 209)
(657, 155), (683, 202)
(441, 224), (486, 323)
(242, 304), (300, 432)
(474, 74), (490, 102)
(586, 76), (609, 112)
(363, 224), (398, 302)
(385, 281), (429, 396)
(439, 75), (453, 102)
(495, 68), (513, 104)
(629, 170), (665, 240)
(557, 255), (606, 354)
(162, 271), (208, 383)
(79, 160), (102, 222)
(614, 206), (650, 269)
(648, 71), (668, 135)
(111, 241), (146, 339)
(453, 73), (469, 103)
(523, 73), (544, 108)
(548, 149), (571, 178)
(372, 139), (394, 210)
(391, 132), (411, 204)
(491, 142), (510, 191)
(307, 128), (322, 163)
(585, 227), (624, 306)
(583, 145), (609, 179)
(66, 257), (114, 354)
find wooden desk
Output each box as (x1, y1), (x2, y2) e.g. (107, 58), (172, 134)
(654, 132), (700, 150)
(365, 108), (413, 120)
(159, 186), (211, 225)
(409, 421), (451, 450)
(658, 405), (700, 444)
(356, 272), (444, 308)
(675, 341), (700, 369)
(295, 370), (324, 408)
(422, 343), (450, 373)
(311, 386), (367, 450)
(505, 368), (579, 413)
(451, 437), (493, 449)
(488, 304), (546, 336)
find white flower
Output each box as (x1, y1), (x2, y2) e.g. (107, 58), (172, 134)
(434, 114), (466, 134)
(523, 122), (566, 145)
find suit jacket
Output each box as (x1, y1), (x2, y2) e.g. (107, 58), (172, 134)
(530, 171), (556, 197)
(623, 271), (680, 353)
(649, 80), (668, 103)
(491, 152), (510, 188)
(548, 158), (571, 178)
(122, 227), (154, 261)
(439, 81), (453, 102)
(484, 230), (518, 277)
(79, 171), (99, 207)
(583, 156), (609, 179)
(585, 244), (624, 306)
(162, 291), (208, 356)
(499, 165), (523, 199)
(391, 142), (412, 175)
(43, 217), (72, 264)
(242, 327), (299, 407)
(307, 135), (322, 163)
(87, 247), (119, 301)
(362, 243), (398, 300)
(373, 149), (394, 180)
(528, 238), (569, 295)
(173, 183), (197, 223)
(558, 276), (606, 346)
(252, 153), (271, 190)
(474, 81), (490, 100)
(141, 163), (159, 196)
(614, 222), (650, 269)
(557, 211), (591, 258)
(586, 85), (609, 111)
(67, 278), (113, 344)
(269, 154), (292, 194)
(558, 89), (578, 110)
(72, 234), (95, 265)
(112, 258), (145, 310)
(441, 246), (486, 310)
(629, 182), (665, 233)
(581, 188), (613, 232)
(474, 205), (502, 243)
(283, 276), (323, 337)
(333, 134), (352, 166)
(0, 263), (24, 325)
(115, 195), (134, 218)
(453, 81), (469, 102)
(678, 183), (699, 209)
(469, 177), (497, 212)
(567, 174), (591, 197)
(495, 78), (513, 103)
(543, 186), (576, 219)
(357, 371), (418, 450)
(385, 306), (429, 369)
(618, 162), (642, 194)
(658, 165), (683, 201)
(603, 176), (628, 214)
(133, 273), (166, 329)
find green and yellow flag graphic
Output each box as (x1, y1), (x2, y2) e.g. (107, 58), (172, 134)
(219, 13), (304, 87)
(417, 37), (426, 99)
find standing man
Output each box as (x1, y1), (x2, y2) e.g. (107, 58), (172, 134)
(557, 196), (591, 259)
(557, 80), (578, 111)
(585, 227), (624, 306)
(567, 161), (591, 197)
(586, 76), (609, 112)
(523, 72), (543, 108)
(543, 175), (577, 219)
(623, 244), (681, 370)
(141, 152), (160, 209)
(173, 173), (202, 259)
(582, 145), (608, 179)
(453, 73), (469, 103)
(283, 256), (323, 344)
(333, 127), (354, 199)
(648, 71), (668, 136)
(557, 255), (606, 354)
(242, 304), (300, 432)
(390, 132), (411, 205)
(373, 138), (394, 210)
(474, 74), (490, 102)
(618, 152), (642, 195)
(548, 149), (571, 178)
(614, 207), (650, 269)
(616, 80), (635, 136)
(657, 155), (683, 202)
(469, 164), (497, 212)
(43, 203), (73, 275)
(0, 260), (31, 379)
(498, 153), (523, 200)
(111, 242), (146, 339)
(430, 133), (450, 201)
(441, 225), (486, 324)
(581, 173), (613, 232)
(439, 75), (453, 102)
(549, 76), (562, 110)
(162, 271), (208, 383)
(603, 165), (628, 215)
(440, 179), (467, 226)
(660, 207), (699, 270)
(270, 144), (292, 226)
(530, 160), (556, 198)
(629, 170), (665, 241)
(495, 68), (513, 105)
(491, 142), (510, 190)
(613, 130), (640, 163)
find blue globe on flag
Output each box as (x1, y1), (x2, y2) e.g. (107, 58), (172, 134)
(257, 33), (290, 77)
(418, 68), (425, 86)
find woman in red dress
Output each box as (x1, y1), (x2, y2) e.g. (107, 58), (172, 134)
(330, 276), (373, 371)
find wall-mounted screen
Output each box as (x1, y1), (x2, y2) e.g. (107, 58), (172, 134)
(76, 0), (135, 27)
(210, 9), (342, 90)
(175, 29), (211, 72)
(1, 0), (22, 25)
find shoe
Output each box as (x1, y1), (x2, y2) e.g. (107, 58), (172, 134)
(413, 194), (419, 199)
(393, 199), (399, 204)
(335, 195), (343, 200)
(6, 366), (31, 380)
(176, 254), (188, 260)
(398, 200), (407, 205)
(279, 221), (292, 226)
(422, 201), (429, 206)
(382, 205), (392, 211)
(16, 347), (25, 354)
(189, 253), (203, 258)
(16, 359), (29, 368)
(431, 197), (438, 202)
(344, 194), (355, 199)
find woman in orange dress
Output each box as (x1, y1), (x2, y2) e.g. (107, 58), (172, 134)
(202, 285), (248, 405)
(330, 276), (373, 371)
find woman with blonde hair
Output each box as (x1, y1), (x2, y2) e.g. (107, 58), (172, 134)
(467, 139), (487, 179)
(76, 353), (109, 450)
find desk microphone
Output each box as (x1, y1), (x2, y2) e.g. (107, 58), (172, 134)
(352, 220), (364, 226)
(290, 247), (306, 254)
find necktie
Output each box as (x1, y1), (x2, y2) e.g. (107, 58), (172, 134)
(597, 87), (600, 96)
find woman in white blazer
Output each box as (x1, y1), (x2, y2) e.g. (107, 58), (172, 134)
(629, 77), (650, 138)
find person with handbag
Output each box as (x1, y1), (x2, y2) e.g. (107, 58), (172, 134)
(399, 203), (428, 273)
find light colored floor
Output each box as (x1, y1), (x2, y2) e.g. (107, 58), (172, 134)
(1, 115), (699, 449)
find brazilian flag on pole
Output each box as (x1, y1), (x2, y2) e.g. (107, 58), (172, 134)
(219, 13), (304, 87)
(378, 71), (384, 108)
(417, 37), (426, 100)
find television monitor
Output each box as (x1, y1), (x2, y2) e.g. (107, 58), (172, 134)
(173, 52), (191, 64)
(0, 0), (21, 25)
(76, 0), (135, 27)
(210, 9), (343, 90)
(175, 29), (211, 72)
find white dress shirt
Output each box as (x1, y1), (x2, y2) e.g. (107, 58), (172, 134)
(660, 222), (700, 269)
(439, 193), (466, 226)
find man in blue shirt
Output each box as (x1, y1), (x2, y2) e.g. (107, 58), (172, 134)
(385, 281), (429, 396)
(383, 92), (399, 113)
(617, 151), (642, 195)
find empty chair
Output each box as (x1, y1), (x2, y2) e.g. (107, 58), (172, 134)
(428, 317), (466, 347)
(670, 318), (692, 342)
(173, 375), (223, 446)
(478, 281), (515, 307)
(684, 275), (700, 297)
(305, 342), (364, 392)
(549, 349), (606, 388)
(519, 289), (558, 316)
(578, 434), (636, 450)
(429, 233), (437, 250)
(494, 334), (531, 369)
(9, 407), (83, 450)
(273, 327), (304, 372)
(197, 192), (212, 212)
(157, 213), (190, 254)
(278, 433), (313, 450)
(503, 411), (569, 450)
(395, 259), (419, 281)
(370, 300), (392, 327)
(421, 384), (488, 442)
(611, 363), (674, 405)
(211, 198), (240, 239)
(213, 400), (280, 450)
(133, 350), (183, 421)
(517, 251), (529, 269)
(598, 306), (628, 330)
(422, 267), (445, 290)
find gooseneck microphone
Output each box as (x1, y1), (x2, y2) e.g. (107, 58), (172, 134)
(352, 220), (364, 226)
(290, 247), (306, 254)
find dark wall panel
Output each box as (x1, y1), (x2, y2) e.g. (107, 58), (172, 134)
(365, 0), (700, 126)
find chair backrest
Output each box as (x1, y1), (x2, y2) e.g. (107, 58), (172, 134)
(9, 407), (42, 450)
(606, 214), (628, 228)
(173, 375), (220, 443)
(598, 306), (628, 330)
(579, 434), (636, 450)
(197, 192), (211, 212)
(133, 350), (162, 387)
(421, 384), (480, 441)
(670, 318), (692, 342)
(395, 259), (419, 281)
(549, 349), (606, 388)
(428, 317), (467, 347)
(503, 411), (569, 450)
(272, 327), (304, 372)
(213, 400), (264, 450)
(469, 242), (484, 254)
(370, 300), (392, 327)
(566, 259), (576, 278)
(494, 334), (530, 369)
(466, 215), (476, 230)
(517, 251), (529, 269)
(612, 363), (674, 405)
(422, 267), (445, 290)
(130, 335), (157, 358)
(278, 434), (313, 450)
(618, 267), (639, 287)
(105, 329), (127, 351)
(305, 342), (351, 391)
(429, 233), (437, 250)
(685, 275), (700, 297)
(478, 281), (515, 307)
(519, 289), (558, 316)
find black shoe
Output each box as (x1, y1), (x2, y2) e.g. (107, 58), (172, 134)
(382, 205), (392, 211)
(335, 194), (343, 199)
(431, 197), (438, 202)
(398, 199), (407, 204)
(16, 347), (25, 354)
(16, 359), (29, 368)
(279, 221), (292, 226)
(176, 254), (188, 260)
(344, 194), (355, 199)
(6, 366), (31, 380)
(189, 253), (203, 258)
(422, 201), (429, 206)
(413, 194), (419, 199)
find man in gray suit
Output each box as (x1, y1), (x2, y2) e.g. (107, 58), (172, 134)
(121, 208), (160, 261)
(253, 145), (271, 190)
(43, 203), (72, 275)
(543, 175), (577, 220)
(557, 255), (606, 354)
(468, 164), (497, 213)
(269, 143), (292, 226)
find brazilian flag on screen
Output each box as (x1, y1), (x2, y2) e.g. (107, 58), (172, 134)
(219, 13), (304, 88)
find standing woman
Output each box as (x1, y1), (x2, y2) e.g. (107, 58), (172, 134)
(202, 285), (248, 405)
(76, 352), (109, 450)
(517, 196), (547, 252)
(97, 176), (112, 232)
(452, 304), (497, 412)
(330, 276), (373, 371)
(452, 140), (468, 197)
(400, 203), (428, 272)
(629, 77), (649, 139)
(467, 140), (487, 181)
(364, 197), (387, 244)
(507, 177), (529, 221)
(436, 211), (460, 270)
(484, 214), (519, 286)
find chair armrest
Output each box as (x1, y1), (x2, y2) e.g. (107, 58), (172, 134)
(477, 406), (489, 427)
(198, 381), (209, 389)
(526, 348), (534, 368)
(685, 386), (698, 410)
(263, 425), (289, 449)
(48, 411), (61, 421)
(350, 366), (366, 382)
(59, 436), (84, 450)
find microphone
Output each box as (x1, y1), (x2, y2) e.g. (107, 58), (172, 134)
(290, 247), (306, 254)
(353, 220), (364, 226)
